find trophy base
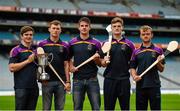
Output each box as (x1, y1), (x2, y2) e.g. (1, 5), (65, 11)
(40, 73), (50, 80)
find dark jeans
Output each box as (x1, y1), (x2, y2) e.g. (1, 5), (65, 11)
(73, 77), (101, 110)
(104, 78), (130, 110)
(136, 87), (161, 110)
(15, 88), (39, 110)
(42, 81), (66, 110)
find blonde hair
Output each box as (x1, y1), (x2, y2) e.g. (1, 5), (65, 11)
(140, 25), (152, 32)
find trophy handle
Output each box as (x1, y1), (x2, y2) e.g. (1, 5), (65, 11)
(48, 53), (53, 63)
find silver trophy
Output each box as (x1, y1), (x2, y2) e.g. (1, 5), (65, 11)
(36, 53), (53, 80)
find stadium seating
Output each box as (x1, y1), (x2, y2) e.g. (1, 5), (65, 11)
(134, 0), (162, 6)
(76, 0), (180, 15)
(78, 1), (131, 13)
(20, 0), (77, 9)
(161, 57), (180, 89)
(0, 55), (13, 91)
(0, 32), (16, 40)
(131, 5), (180, 15)
(0, 0), (16, 6)
(0, 0), (179, 16)
(85, 0), (112, 4)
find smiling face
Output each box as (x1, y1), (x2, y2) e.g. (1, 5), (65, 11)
(21, 31), (34, 44)
(20, 26), (34, 45)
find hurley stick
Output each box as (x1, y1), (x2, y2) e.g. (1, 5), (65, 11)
(75, 41), (111, 70)
(105, 24), (112, 63)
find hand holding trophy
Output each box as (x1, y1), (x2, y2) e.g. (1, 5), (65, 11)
(36, 47), (53, 81)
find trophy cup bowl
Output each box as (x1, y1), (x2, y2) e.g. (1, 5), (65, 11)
(37, 53), (53, 81)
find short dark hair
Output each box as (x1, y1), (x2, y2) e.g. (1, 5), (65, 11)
(78, 17), (91, 25)
(111, 17), (124, 25)
(48, 20), (62, 27)
(20, 26), (34, 36)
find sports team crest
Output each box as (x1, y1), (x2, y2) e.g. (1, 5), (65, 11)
(59, 46), (64, 52)
(151, 51), (157, 58)
(121, 44), (127, 51)
(87, 44), (93, 50)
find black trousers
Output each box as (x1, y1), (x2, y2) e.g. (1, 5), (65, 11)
(136, 87), (161, 110)
(15, 88), (39, 110)
(104, 78), (130, 110)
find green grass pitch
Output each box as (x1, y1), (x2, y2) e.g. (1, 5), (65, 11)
(0, 94), (180, 110)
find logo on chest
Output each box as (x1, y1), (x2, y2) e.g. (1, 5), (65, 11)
(59, 46), (64, 53)
(151, 51), (157, 58)
(121, 44), (127, 51)
(87, 44), (93, 50)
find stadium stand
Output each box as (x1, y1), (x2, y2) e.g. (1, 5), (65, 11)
(0, 32), (15, 40)
(160, 57), (180, 89)
(72, 0), (180, 15)
(20, 0), (77, 9)
(85, 0), (112, 4)
(0, 0), (16, 6)
(0, 0), (179, 16)
(0, 54), (13, 91)
(78, 1), (131, 13)
(131, 5), (180, 15)
(134, 0), (162, 6)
